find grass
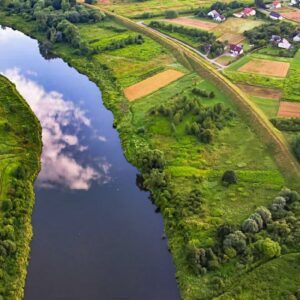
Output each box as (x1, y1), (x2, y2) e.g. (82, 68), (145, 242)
(216, 253), (300, 300)
(95, 0), (253, 18)
(0, 10), (299, 300)
(249, 96), (279, 118)
(0, 75), (42, 300)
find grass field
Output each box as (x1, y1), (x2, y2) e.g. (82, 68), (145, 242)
(238, 59), (290, 78)
(1, 9), (300, 300)
(0, 75), (41, 300)
(95, 0), (252, 18)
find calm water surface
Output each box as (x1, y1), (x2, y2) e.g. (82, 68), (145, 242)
(0, 26), (180, 300)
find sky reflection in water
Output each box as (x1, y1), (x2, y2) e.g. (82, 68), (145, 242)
(2, 67), (111, 190)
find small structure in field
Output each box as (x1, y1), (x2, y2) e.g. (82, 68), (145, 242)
(229, 44), (244, 56)
(293, 32), (300, 42)
(270, 35), (282, 43)
(271, 0), (282, 8)
(269, 11), (283, 20)
(289, 0), (298, 5)
(207, 10), (226, 22)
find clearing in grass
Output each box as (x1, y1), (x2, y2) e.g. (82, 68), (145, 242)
(166, 17), (218, 31)
(124, 69), (184, 101)
(278, 101), (300, 117)
(237, 84), (283, 100)
(238, 59), (290, 78)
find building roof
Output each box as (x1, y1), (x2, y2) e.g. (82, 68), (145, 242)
(244, 7), (254, 14)
(270, 11), (281, 18)
(229, 44), (243, 53)
(272, 0), (280, 5)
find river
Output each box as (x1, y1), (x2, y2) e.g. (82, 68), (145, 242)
(0, 26), (180, 300)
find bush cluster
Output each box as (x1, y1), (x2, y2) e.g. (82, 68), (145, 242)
(270, 118), (300, 132)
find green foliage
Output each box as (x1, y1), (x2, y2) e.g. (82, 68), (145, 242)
(293, 136), (300, 162)
(271, 118), (300, 132)
(255, 237), (281, 258)
(221, 170), (237, 185)
(164, 10), (178, 19)
(223, 230), (247, 254)
(137, 149), (165, 173)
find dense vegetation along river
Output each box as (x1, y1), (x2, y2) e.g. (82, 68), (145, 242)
(0, 26), (180, 300)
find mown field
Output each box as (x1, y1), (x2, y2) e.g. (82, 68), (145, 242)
(94, 0), (252, 18)
(0, 5), (300, 300)
(0, 75), (42, 300)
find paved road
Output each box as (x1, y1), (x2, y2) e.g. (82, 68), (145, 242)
(136, 21), (228, 71)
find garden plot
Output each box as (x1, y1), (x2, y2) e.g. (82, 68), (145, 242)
(281, 9), (300, 23)
(238, 59), (290, 78)
(166, 17), (218, 31)
(278, 101), (300, 117)
(237, 84), (283, 100)
(124, 69), (184, 101)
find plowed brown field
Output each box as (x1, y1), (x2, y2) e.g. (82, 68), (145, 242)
(237, 84), (283, 100)
(282, 10), (300, 23)
(278, 101), (300, 117)
(166, 17), (217, 30)
(239, 59), (290, 77)
(124, 69), (184, 101)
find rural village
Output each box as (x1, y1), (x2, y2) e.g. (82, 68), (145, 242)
(0, 0), (300, 298)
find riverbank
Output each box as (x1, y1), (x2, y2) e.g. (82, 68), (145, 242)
(0, 75), (42, 300)
(1, 7), (300, 300)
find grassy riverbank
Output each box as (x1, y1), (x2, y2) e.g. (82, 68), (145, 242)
(1, 7), (300, 300)
(0, 75), (42, 300)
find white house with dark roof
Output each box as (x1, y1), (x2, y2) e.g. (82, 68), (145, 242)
(269, 11), (283, 20)
(207, 10), (226, 22)
(229, 44), (244, 56)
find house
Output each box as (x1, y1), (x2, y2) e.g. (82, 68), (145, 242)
(269, 11), (283, 19)
(271, 0), (282, 8)
(293, 32), (300, 42)
(229, 44), (244, 56)
(270, 35), (282, 43)
(278, 38), (292, 49)
(289, 0), (298, 5)
(207, 10), (226, 22)
(243, 7), (256, 16)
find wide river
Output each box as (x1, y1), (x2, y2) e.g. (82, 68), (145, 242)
(0, 26), (180, 300)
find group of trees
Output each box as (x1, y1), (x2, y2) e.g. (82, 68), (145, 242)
(149, 95), (235, 143)
(293, 136), (300, 162)
(194, 1), (245, 18)
(186, 188), (300, 277)
(3, 0), (105, 51)
(271, 118), (300, 132)
(149, 21), (224, 58)
(244, 22), (296, 48)
(102, 34), (144, 51)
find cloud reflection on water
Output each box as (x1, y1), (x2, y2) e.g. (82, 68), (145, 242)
(2, 68), (111, 190)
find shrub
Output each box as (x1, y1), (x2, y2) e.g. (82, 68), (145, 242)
(223, 230), (247, 253)
(255, 206), (272, 225)
(249, 213), (264, 230)
(242, 218), (259, 233)
(165, 10), (178, 19)
(137, 149), (165, 173)
(255, 238), (281, 258)
(221, 170), (237, 185)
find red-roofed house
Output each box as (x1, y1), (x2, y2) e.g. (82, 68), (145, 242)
(243, 7), (256, 16)
(272, 1), (282, 8)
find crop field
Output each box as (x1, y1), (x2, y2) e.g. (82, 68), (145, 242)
(95, 0), (242, 17)
(238, 59), (290, 77)
(237, 84), (282, 100)
(214, 17), (265, 38)
(124, 69), (184, 101)
(278, 101), (300, 117)
(281, 9), (300, 23)
(217, 32), (244, 44)
(166, 17), (217, 30)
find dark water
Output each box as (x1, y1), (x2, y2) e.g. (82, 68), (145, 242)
(0, 27), (180, 300)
